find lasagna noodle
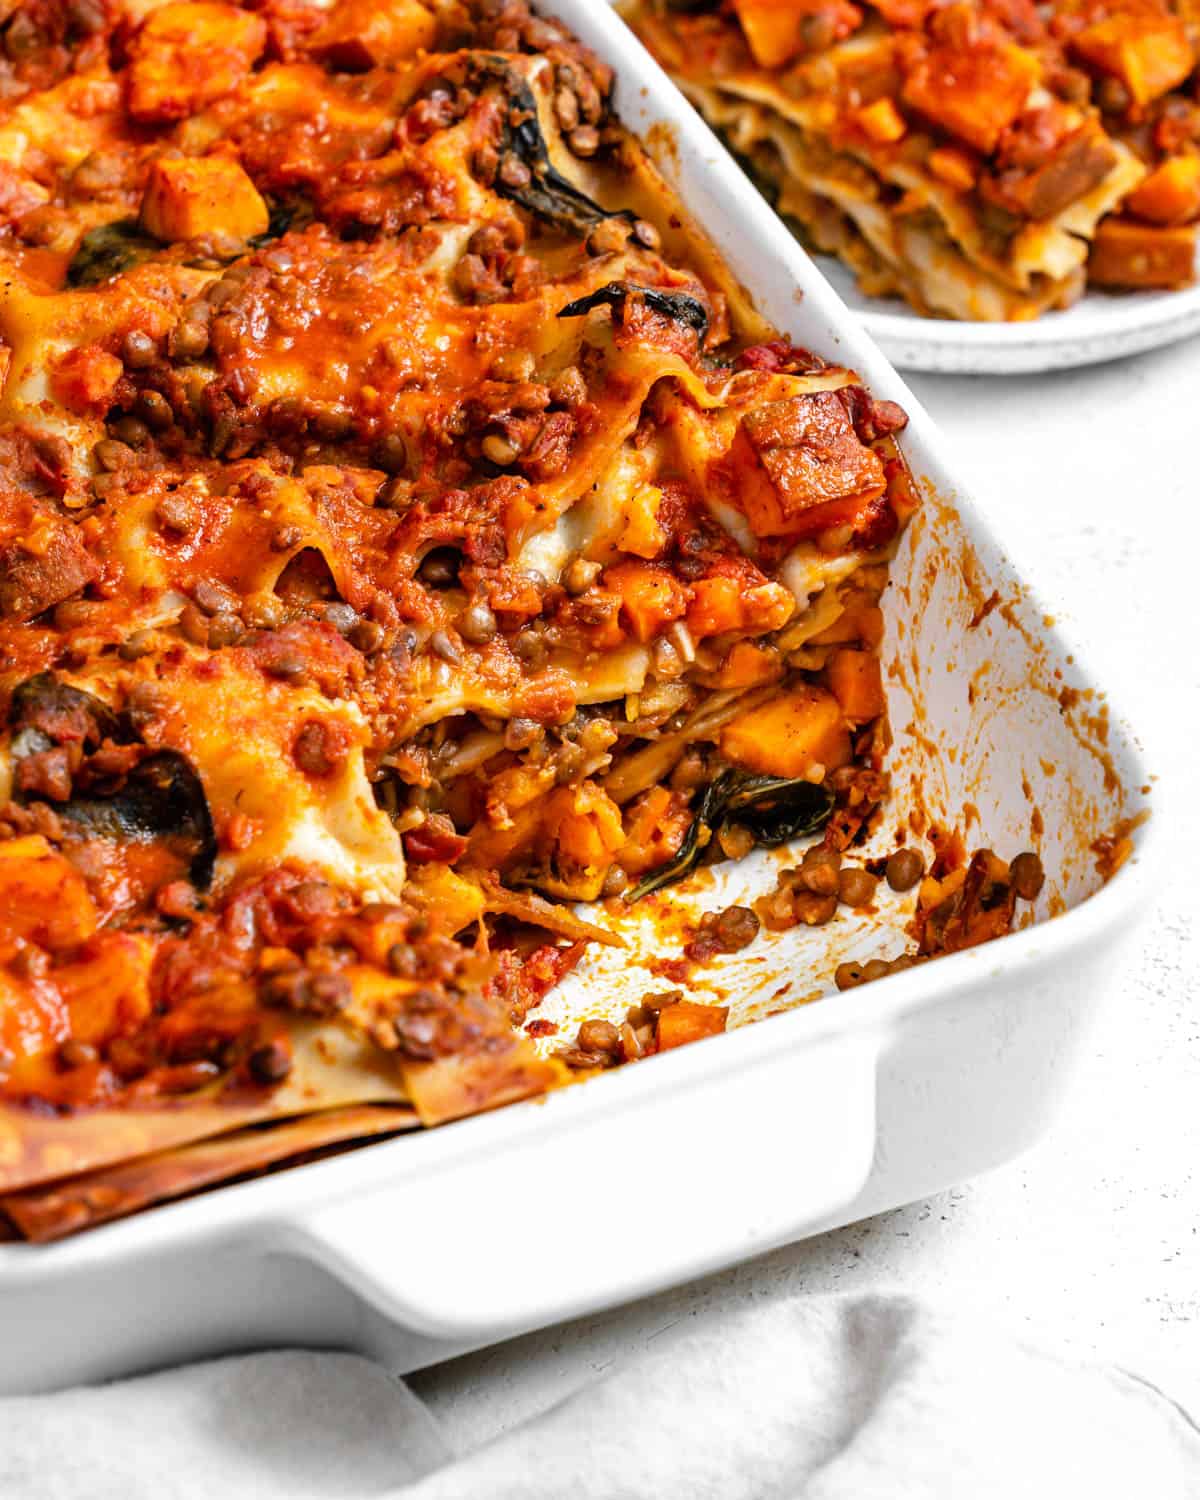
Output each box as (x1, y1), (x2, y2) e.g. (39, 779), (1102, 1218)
(676, 73), (1144, 321)
(0, 1105), (419, 1242)
(0, 1018), (410, 1193)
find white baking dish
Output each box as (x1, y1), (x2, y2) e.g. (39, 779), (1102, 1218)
(0, 0), (1159, 1395)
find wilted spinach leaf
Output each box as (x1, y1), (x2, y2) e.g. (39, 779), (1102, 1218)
(52, 750), (217, 888)
(558, 280), (709, 340)
(67, 219), (160, 287)
(625, 772), (833, 902)
(462, 53), (635, 236)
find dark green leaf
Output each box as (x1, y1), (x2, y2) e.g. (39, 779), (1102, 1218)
(466, 53), (635, 236)
(9, 674), (217, 888)
(250, 198), (300, 248)
(53, 750), (217, 888)
(623, 776), (726, 903)
(557, 280), (709, 340)
(67, 219), (160, 287)
(624, 771), (833, 902)
(721, 775), (834, 847)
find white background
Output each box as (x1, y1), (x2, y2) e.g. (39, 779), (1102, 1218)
(410, 338), (1200, 1449)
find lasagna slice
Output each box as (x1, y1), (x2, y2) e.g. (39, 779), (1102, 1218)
(626, 0), (1200, 320)
(0, 0), (1036, 1239)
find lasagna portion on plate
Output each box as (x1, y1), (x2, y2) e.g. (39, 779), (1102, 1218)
(625, 0), (1200, 320)
(0, 0), (1045, 1240)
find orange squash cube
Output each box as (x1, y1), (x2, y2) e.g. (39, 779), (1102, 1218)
(854, 98), (907, 145)
(826, 647), (886, 722)
(618, 785), (692, 876)
(1088, 217), (1198, 288)
(732, 391), (886, 540)
(616, 485), (667, 559)
(0, 837), (97, 953)
(686, 576), (793, 641)
(732, 0), (807, 66)
(603, 560), (690, 643)
(405, 865), (487, 936)
(546, 783), (625, 870)
(657, 999), (729, 1051)
(732, 0), (862, 68)
(128, 3), (267, 124)
(1126, 156), (1200, 226)
(902, 43), (1039, 154)
(55, 934), (154, 1045)
(140, 155), (269, 244)
(686, 575), (745, 638)
(309, 0), (437, 70)
(1072, 13), (1193, 109)
(719, 684), (851, 779)
(711, 639), (785, 690)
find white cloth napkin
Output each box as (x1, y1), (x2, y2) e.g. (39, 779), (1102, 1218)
(2, 1293), (1197, 1499)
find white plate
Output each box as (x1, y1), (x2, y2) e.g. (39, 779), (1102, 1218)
(818, 255), (1200, 374)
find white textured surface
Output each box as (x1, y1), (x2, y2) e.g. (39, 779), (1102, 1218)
(8, 1302), (1200, 1498)
(411, 338), (1200, 1450)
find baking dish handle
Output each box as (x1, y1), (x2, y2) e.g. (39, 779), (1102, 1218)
(271, 1027), (883, 1345)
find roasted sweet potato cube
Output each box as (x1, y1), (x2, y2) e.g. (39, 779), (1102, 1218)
(656, 1000), (729, 1052)
(1126, 155), (1200, 226)
(619, 785), (693, 876)
(870, 0), (933, 24)
(0, 836), (98, 951)
(1088, 217), (1198, 287)
(616, 483), (667, 559)
(855, 98), (907, 144)
(902, 43), (1039, 154)
(719, 684), (851, 779)
(825, 647), (886, 722)
(127, 3), (267, 123)
(56, 934), (154, 1045)
(732, 0), (805, 66)
(686, 575), (745, 638)
(604, 560), (690, 642)
(545, 783), (625, 870)
(711, 638), (786, 690)
(140, 155), (269, 243)
(731, 0), (863, 69)
(733, 391), (886, 539)
(308, 0), (437, 70)
(404, 865), (487, 935)
(684, 575), (793, 640)
(1071, 13), (1192, 108)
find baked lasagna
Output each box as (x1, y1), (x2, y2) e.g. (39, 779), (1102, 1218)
(0, 0), (1043, 1241)
(626, 0), (1200, 319)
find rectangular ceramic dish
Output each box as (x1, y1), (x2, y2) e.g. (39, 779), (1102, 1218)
(0, 0), (1158, 1395)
